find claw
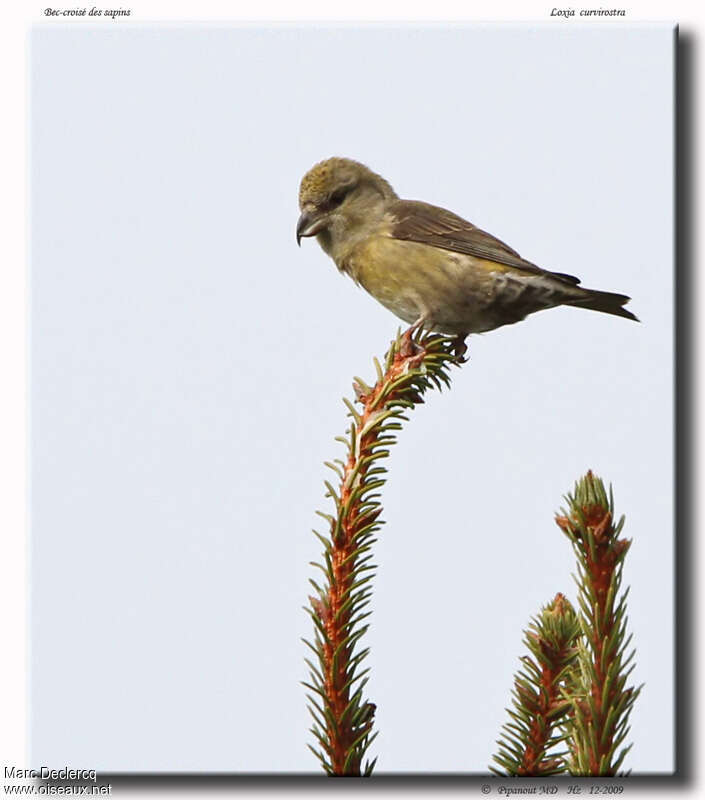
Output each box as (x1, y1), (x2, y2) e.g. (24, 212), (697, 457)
(399, 332), (421, 358)
(400, 314), (428, 357)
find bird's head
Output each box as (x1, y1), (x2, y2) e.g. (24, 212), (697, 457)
(297, 158), (397, 253)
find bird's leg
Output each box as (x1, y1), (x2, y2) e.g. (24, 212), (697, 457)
(400, 315), (428, 357)
(452, 333), (469, 363)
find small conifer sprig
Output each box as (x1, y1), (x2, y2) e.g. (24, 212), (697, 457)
(303, 329), (461, 776)
(555, 471), (642, 775)
(492, 593), (581, 776)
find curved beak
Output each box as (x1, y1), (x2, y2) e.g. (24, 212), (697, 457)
(296, 211), (326, 246)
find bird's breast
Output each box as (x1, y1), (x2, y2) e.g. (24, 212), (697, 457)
(340, 236), (486, 328)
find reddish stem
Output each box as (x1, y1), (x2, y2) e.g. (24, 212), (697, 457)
(319, 341), (427, 775)
(518, 595), (574, 775)
(556, 487), (632, 776)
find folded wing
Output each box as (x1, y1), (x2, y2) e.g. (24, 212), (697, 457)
(387, 199), (581, 286)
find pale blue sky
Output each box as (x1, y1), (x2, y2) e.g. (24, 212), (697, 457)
(30, 24), (674, 773)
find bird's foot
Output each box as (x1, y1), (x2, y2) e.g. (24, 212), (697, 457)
(400, 333), (421, 357)
(400, 328), (424, 358)
(452, 334), (469, 363)
(399, 316), (428, 357)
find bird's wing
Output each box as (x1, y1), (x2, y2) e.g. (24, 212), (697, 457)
(387, 199), (581, 286)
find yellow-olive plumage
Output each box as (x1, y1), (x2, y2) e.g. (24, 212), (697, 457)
(297, 157), (638, 338)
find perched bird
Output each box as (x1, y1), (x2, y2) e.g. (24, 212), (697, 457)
(296, 157), (637, 354)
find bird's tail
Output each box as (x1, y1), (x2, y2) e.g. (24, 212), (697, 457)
(566, 288), (639, 322)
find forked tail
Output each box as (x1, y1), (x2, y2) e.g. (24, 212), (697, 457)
(567, 288), (639, 322)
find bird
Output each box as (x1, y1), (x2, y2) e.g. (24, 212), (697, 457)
(296, 157), (638, 357)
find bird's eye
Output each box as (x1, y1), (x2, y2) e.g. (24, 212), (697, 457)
(328, 187), (349, 208)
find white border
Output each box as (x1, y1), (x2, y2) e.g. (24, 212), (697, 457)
(1, 3), (701, 798)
